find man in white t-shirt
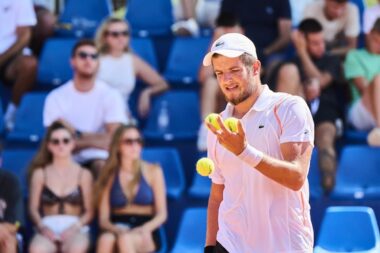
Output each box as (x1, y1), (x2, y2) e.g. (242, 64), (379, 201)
(43, 40), (127, 177)
(303, 0), (360, 56)
(0, 0), (38, 130)
(203, 33), (314, 253)
(364, 0), (380, 34)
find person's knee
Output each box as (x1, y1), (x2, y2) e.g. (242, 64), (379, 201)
(19, 56), (38, 72)
(315, 122), (336, 147)
(0, 236), (17, 253)
(372, 74), (380, 86)
(98, 232), (116, 246)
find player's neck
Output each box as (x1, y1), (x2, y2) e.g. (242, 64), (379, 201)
(233, 84), (263, 118)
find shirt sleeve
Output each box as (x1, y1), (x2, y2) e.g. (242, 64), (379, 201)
(277, 0), (291, 19)
(344, 3), (360, 38)
(344, 50), (364, 80)
(103, 89), (128, 124)
(43, 92), (60, 127)
(16, 0), (37, 27)
(279, 96), (314, 145)
(207, 130), (225, 185)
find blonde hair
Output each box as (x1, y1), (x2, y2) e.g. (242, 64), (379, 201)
(27, 121), (75, 183)
(95, 124), (143, 206)
(95, 17), (130, 54)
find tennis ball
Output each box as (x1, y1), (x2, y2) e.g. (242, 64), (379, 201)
(205, 113), (221, 130)
(224, 117), (239, 133)
(196, 158), (215, 176)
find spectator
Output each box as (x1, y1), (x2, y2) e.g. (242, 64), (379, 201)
(277, 18), (344, 193)
(28, 121), (94, 253)
(289, 0), (315, 27)
(0, 169), (24, 253)
(172, 0), (222, 36)
(364, 0), (380, 34)
(95, 18), (169, 120)
(220, 0), (292, 68)
(197, 12), (243, 151)
(344, 18), (380, 146)
(303, 0), (360, 57)
(96, 124), (167, 253)
(0, 0), (38, 131)
(43, 39), (127, 177)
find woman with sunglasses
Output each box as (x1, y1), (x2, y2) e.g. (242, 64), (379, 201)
(28, 121), (94, 253)
(95, 18), (169, 121)
(96, 124), (167, 253)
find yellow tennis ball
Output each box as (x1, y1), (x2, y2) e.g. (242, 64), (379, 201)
(205, 113), (221, 130)
(224, 117), (239, 133)
(196, 158), (215, 176)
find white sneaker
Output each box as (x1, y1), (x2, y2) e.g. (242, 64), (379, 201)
(367, 128), (380, 147)
(172, 18), (200, 37)
(197, 123), (208, 151)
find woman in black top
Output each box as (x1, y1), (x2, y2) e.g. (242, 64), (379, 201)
(28, 121), (94, 253)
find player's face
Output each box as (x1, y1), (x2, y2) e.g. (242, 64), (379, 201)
(71, 45), (99, 78)
(306, 32), (326, 59)
(325, 0), (347, 19)
(212, 55), (255, 105)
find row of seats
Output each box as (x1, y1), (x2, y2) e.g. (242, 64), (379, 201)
(37, 37), (210, 90)
(171, 206), (380, 253)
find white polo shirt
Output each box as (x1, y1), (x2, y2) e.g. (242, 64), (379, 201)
(208, 85), (314, 253)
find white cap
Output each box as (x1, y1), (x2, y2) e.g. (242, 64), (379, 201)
(203, 33), (257, 66)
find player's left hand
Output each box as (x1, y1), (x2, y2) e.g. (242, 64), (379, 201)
(206, 115), (247, 156)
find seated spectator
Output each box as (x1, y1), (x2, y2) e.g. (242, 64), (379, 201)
(303, 0), (360, 57)
(43, 39), (127, 177)
(277, 18), (345, 193)
(0, 169), (24, 253)
(96, 124), (167, 253)
(0, 0), (38, 131)
(289, 0), (315, 27)
(220, 0), (292, 70)
(344, 18), (380, 146)
(95, 18), (169, 120)
(364, 0), (380, 34)
(172, 0), (222, 36)
(28, 121), (94, 253)
(197, 12), (243, 151)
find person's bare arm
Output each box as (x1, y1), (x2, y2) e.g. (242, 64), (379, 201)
(292, 31), (332, 89)
(78, 169), (94, 226)
(351, 76), (368, 95)
(75, 122), (121, 150)
(133, 55), (169, 117)
(0, 26), (32, 67)
(207, 117), (313, 191)
(329, 36), (357, 56)
(263, 19), (292, 56)
(137, 165), (167, 232)
(205, 183), (224, 246)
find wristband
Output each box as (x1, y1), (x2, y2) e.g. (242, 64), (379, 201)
(204, 245), (215, 253)
(75, 129), (82, 138)
(238, 144), (264, 168)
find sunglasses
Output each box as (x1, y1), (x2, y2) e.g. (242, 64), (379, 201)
(121, 137), (143, 146)
(76, 51), (99, 60)
(49, 138), (72, 146)
(106, 30), (129, 38)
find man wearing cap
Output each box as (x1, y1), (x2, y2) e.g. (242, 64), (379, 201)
(203, 33), (314, 253)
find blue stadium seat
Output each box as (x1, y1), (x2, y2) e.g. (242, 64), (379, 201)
(331, 146), (380, 200)
(143, 91), (201, 141)
(314, 206), (380, 253)
(156, 226), (168, 253)
(130, 37), (158, 70)
(343, 128), (368, 145)
(164, 37), (211, 87)
(37, 38), (77, 88)
(6, 93), (47, 144)
(188, 172), (211, 199)
(126, 0), (173, 36)
(308, 149), (323, 199)
(2, 149), (37, 196)
(56, 0), (112, 38)
(0, 100), (4, 135)
(170, 207), (207, 253)
(142, 147), (185, 199)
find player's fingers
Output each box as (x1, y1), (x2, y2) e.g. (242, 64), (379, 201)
(237, 120), (245, 137)
(216, 115), (229, 133)
(205, 121), (219, 135)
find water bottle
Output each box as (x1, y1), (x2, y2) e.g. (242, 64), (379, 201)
(157, 100), (169, 132)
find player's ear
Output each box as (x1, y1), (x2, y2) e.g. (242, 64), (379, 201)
(253, 60), (261, 76)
